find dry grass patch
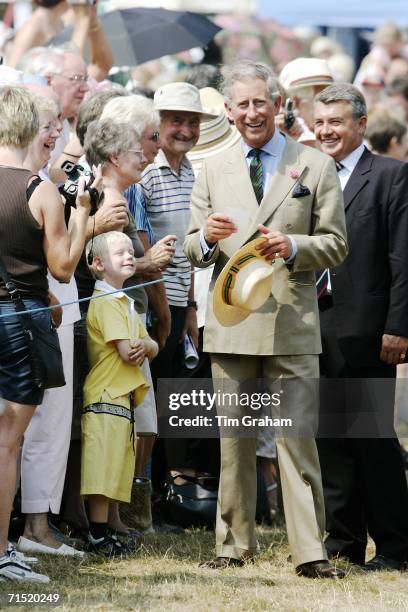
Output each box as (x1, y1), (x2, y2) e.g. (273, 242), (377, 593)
(1, 527), (408, 611)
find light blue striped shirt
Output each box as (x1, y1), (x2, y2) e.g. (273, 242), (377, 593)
(124, 183), (156, 245)
(140, 149), (194, 307)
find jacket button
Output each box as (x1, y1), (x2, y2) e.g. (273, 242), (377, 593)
(331, 272), (336, 277)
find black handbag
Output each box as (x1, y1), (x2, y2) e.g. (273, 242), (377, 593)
(0, 258), (66, 390)
(164, 474), (218, 528)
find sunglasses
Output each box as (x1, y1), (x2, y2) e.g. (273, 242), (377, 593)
(149, 131), (160, 142)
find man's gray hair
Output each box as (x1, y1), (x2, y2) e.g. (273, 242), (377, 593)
(314, 83), (367, 119)
(17, 43), (79, 76)
(221, 60), (279, 103)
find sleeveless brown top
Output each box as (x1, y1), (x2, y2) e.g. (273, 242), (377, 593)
(0, 166), (48, 303)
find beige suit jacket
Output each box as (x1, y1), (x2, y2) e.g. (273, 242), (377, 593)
(184, 135), (347, 356)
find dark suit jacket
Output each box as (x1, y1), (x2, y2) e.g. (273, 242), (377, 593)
(330, 147), (408, 368)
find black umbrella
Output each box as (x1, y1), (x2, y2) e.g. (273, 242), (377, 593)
(49, 7), (221, 66)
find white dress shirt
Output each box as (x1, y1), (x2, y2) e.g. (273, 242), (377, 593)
(337, 143), (366, 191)
(325, 143), (366, 293)
(242, 129), (286, 193)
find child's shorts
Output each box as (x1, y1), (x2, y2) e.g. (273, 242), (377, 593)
(80, 391), (135, 502)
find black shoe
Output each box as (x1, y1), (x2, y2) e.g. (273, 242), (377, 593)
(86, 530), (132, 558)
(296, 560), (346, 579)
(363, 555), (407, 572)
(199, 556), (245, 569)
(110, 530), (143, 552)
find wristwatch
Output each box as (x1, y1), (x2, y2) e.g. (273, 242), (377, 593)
(187, 300), (198, 310)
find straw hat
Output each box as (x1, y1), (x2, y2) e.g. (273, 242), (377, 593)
(154, 82), (217, 121)
(187, 87), (241, 175)
(279, 58), (334, 93)
(213, 237), (275, 327)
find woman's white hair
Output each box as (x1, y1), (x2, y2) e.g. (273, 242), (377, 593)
(31, 92), (59, 117)
(100, 95), (160, 135)
(84, 119), (140, 168)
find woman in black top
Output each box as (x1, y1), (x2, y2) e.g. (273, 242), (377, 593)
(0, 86), (98, 582)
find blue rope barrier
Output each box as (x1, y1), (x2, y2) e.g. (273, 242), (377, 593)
(0, 267), (209, 319)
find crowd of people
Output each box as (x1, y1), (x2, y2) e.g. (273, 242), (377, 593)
(0, 4), (407, 586)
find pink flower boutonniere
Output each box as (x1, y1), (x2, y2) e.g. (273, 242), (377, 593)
(290, 168), (300, 180)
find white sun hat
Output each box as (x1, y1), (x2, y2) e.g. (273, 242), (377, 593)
(154, 82), (217, 121)
(213, 237), (275, 327)
(279, 58), (334, 93)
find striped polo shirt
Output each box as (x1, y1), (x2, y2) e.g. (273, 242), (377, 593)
(140, 149), (194, 307)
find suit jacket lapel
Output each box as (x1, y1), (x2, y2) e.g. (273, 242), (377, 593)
(343, 147), (373, 211)
(244, 136), (307, 242)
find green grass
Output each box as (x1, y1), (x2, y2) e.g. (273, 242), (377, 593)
(1, 527), (408, 611)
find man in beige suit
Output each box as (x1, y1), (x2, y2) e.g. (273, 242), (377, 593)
(184, 61), (348, 578)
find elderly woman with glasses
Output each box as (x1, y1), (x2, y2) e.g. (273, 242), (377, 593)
(85, 119), (147, 212)
(100, 95), (161, 235)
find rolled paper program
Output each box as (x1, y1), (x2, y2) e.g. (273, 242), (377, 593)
(184, 334), (199, 370)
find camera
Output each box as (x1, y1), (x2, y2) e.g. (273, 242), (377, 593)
(284, 98), (296, 130)
(59, 160), (99, 216)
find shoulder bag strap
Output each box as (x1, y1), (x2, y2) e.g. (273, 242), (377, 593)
(0, 253), (35, 337)
(26, 176), (43, 202)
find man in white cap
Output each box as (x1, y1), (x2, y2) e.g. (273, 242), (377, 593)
(140, 82), (216, 483)
(278, 57), (334, 146)
(184, 60), (347, 578)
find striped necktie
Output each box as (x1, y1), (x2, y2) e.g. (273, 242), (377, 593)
(249, 148), (263, 204)
(335, 160), (344, 172)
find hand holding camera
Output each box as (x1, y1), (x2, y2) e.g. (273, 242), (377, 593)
(275, 99), (303, 140)
(59, 160), (100, 215)
(283, 98), (296, 129)
(149, 235), (177, 272)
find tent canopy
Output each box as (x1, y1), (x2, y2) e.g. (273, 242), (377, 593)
(257, 1), (408, 28)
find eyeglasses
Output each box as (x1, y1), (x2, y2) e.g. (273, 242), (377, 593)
(149, 131), (160, 142)
(127, 148), (144, 158)
(59, 73), (89, 83)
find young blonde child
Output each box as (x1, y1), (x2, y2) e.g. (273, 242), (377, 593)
(81, 231), (158, 556)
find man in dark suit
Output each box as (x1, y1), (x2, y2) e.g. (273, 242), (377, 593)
(313, 83), (408, 571)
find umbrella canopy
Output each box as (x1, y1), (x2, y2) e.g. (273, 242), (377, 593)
(49, 7), (221, 66)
